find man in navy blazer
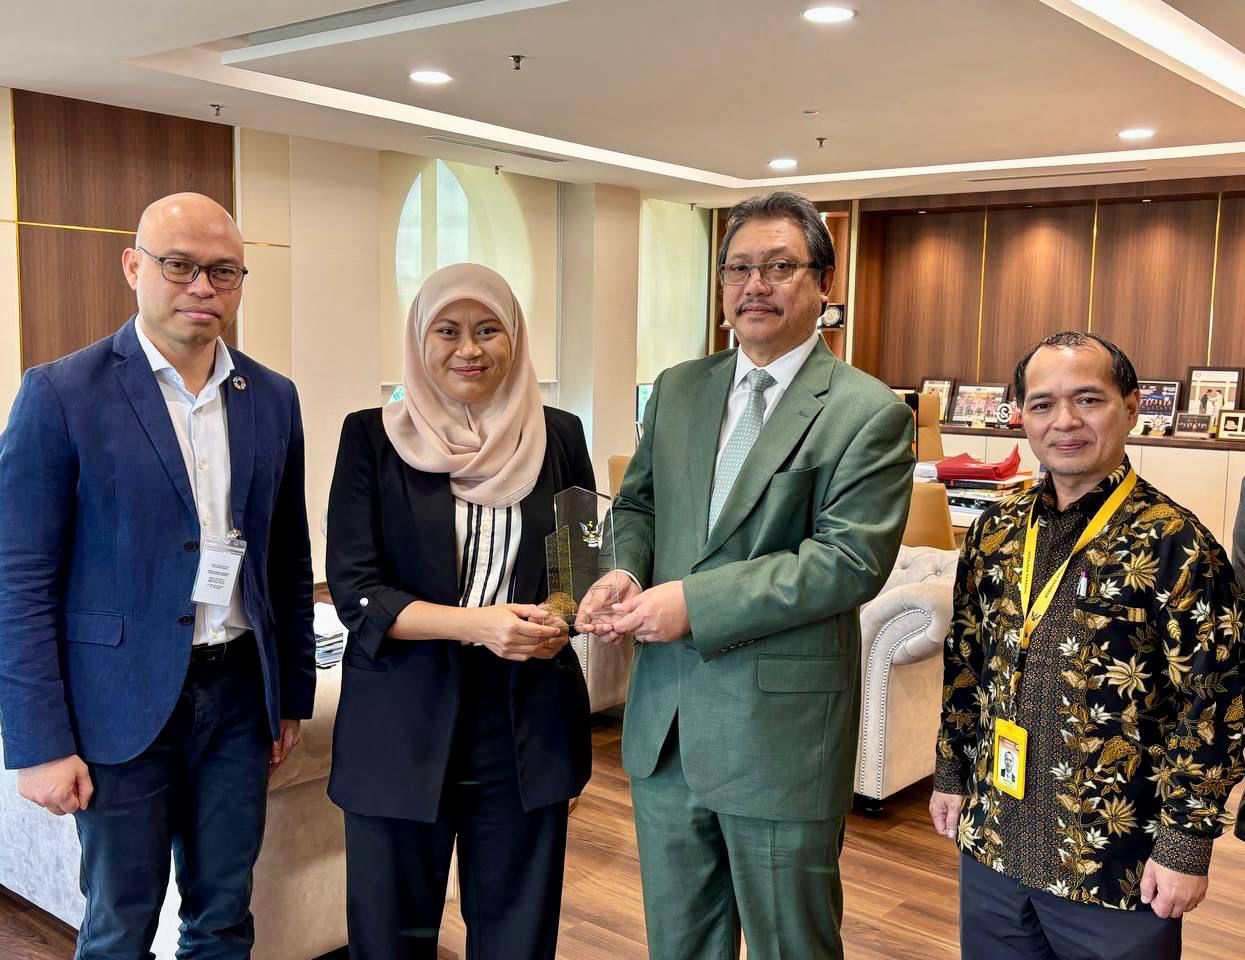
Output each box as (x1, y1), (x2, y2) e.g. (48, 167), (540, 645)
(0, 193), (315, 959)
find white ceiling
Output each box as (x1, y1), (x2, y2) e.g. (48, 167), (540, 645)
(4, 1), (1245, 205)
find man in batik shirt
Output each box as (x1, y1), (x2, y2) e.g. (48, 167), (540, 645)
(930, 331), (1244, 960)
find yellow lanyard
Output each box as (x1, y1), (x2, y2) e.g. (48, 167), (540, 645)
(1019, 469), (1136, 649)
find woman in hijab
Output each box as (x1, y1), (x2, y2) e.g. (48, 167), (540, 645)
(326, 263), (593, 960)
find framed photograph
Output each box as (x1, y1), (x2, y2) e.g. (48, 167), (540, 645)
(1217, 409), (1245, 440)
(1132, 379), (1181, 436)
(1174, 411), (1213, 439)
(919, 377), (956, 422)
(949, 383), (1010, 426)
(636, 383), (654, 422)
(1185, 367), (1243, 418)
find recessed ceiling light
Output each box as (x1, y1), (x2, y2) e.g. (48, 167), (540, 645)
(918, 210), (927, 214)
(410, 70), (452, 84)
(1141, 198), (1153, 203)
(769, 157), (798, 171)
(803, 5), (856, 24)
(1118, 128), (1154, 140)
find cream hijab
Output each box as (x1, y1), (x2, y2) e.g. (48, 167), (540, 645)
(382, 263), (547, 507)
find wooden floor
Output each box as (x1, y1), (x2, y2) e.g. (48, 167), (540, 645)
(2, 715), (1242, 959)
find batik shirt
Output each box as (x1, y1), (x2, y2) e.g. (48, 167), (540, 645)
(935, 459), (1245, 909)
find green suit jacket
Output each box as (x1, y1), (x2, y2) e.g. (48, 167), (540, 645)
(614, 341), (915, 822)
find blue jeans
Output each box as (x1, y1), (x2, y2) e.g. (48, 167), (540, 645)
(73, 637), (271, 960)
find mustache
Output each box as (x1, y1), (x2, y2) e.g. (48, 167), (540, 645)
(736, 300), (783, 317)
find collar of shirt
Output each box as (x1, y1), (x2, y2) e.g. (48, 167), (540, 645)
(732, 330), (820, 391)
(1037, 455), (1132, 518)
(135, 318), (235, 404)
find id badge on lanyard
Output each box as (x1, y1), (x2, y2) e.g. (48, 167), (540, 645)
(191, 532), (247, 607)
(997, 469), (1137, 801)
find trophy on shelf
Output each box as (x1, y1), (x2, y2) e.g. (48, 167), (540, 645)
(543, 486), (622, 628)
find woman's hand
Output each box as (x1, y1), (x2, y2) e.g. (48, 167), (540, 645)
(467, 604), (568, 661)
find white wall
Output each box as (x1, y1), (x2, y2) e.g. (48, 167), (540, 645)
(289, 138), (383, 581)
(558, 183), (641, 486)
(637, 198), (710, 383)
(0, 88), (21, 426)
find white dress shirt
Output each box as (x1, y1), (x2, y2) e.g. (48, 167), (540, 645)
(136, 320), (251, 646)
(714, 332), (821, 473)
(454, 498), (523, 608)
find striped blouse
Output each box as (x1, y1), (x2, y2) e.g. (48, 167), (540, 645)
(454, 498), (522, 609)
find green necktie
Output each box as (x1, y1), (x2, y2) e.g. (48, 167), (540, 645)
(708, 368), (776, 531)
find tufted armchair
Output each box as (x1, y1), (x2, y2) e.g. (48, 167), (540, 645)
(854, 544), (959, 814)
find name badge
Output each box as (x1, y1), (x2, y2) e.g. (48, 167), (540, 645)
(992, 717), (1028, 800)
(191, 534), (247, 607)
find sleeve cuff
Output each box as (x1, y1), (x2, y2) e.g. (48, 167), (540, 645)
(354, 586), (420, 659)
(1150, 823), (1215, 876)
(933, 756), (969, 795)
(618, 569), (644, 591)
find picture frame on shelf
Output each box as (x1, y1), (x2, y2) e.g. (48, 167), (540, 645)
(1217, 409), (1245, 440)
(919, 377), (956, 422)
(1185, 366), (1243, 419)
(1132, 380), (1181, 436)
(949, 383), (1009, 426)
(1173, 411), (1213, 439)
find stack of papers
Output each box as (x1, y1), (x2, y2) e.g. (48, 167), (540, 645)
(313, 601), (346, 669)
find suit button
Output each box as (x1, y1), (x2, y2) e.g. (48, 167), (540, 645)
(359, 597), (370, 607)
(184, 541), (199, 553)
(179, 615), (194, 625)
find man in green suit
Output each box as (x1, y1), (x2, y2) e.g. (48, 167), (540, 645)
(578, 191), (915, 959)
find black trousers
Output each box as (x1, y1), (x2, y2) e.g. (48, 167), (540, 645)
(343, 650), (570, 960)
(960, 853), (1182, 960)
(72, 636), (271, 960)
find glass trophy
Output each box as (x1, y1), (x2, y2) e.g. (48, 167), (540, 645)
(543, 486), (621, 626)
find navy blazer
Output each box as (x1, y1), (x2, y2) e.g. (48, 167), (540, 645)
(325, 406), (593, 821)
(0, 318), (316, 769)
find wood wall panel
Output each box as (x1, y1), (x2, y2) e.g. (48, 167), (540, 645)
(860, 176), (1240, 213)
(978, 205), (1094, 382)
(18, 225), (136, 367)
(877, 210), (984, 387)
(13, 90), (233, 231)
(1091, 198), (1217, 381)
(851, 212), (886, 377)
(1210, 195), (1245, 367)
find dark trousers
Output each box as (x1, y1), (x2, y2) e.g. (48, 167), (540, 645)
(960, 853), (1182, 960)
(343, 650), (569, 960)
(73, 637), (271, 960)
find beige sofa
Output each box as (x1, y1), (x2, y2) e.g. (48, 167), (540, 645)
(0, 665), (348, 960)
(854, 544), (959, 813)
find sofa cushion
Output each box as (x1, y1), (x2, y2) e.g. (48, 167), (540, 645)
(267, 664), (341, 794)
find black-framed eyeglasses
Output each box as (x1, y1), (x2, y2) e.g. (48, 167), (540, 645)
(136, 245), (249, 290)
(719, 260), (818, 286)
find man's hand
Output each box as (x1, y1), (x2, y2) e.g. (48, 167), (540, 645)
(609, 581), (690, 645)
(469, 604), (567, 661)
(575, 572), (641, 644)
(1141, 858), (1208, 918)
(18, 755), (93, 816)
(271, 720), (302, 769)
(929, 790), (964, 840)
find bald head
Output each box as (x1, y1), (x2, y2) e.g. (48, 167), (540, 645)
(135, 193), (242, 251)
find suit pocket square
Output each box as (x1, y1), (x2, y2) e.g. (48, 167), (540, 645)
(757, 655), (847, 693)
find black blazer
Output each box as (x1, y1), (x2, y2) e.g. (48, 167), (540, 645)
(325, 406), (594, 821)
